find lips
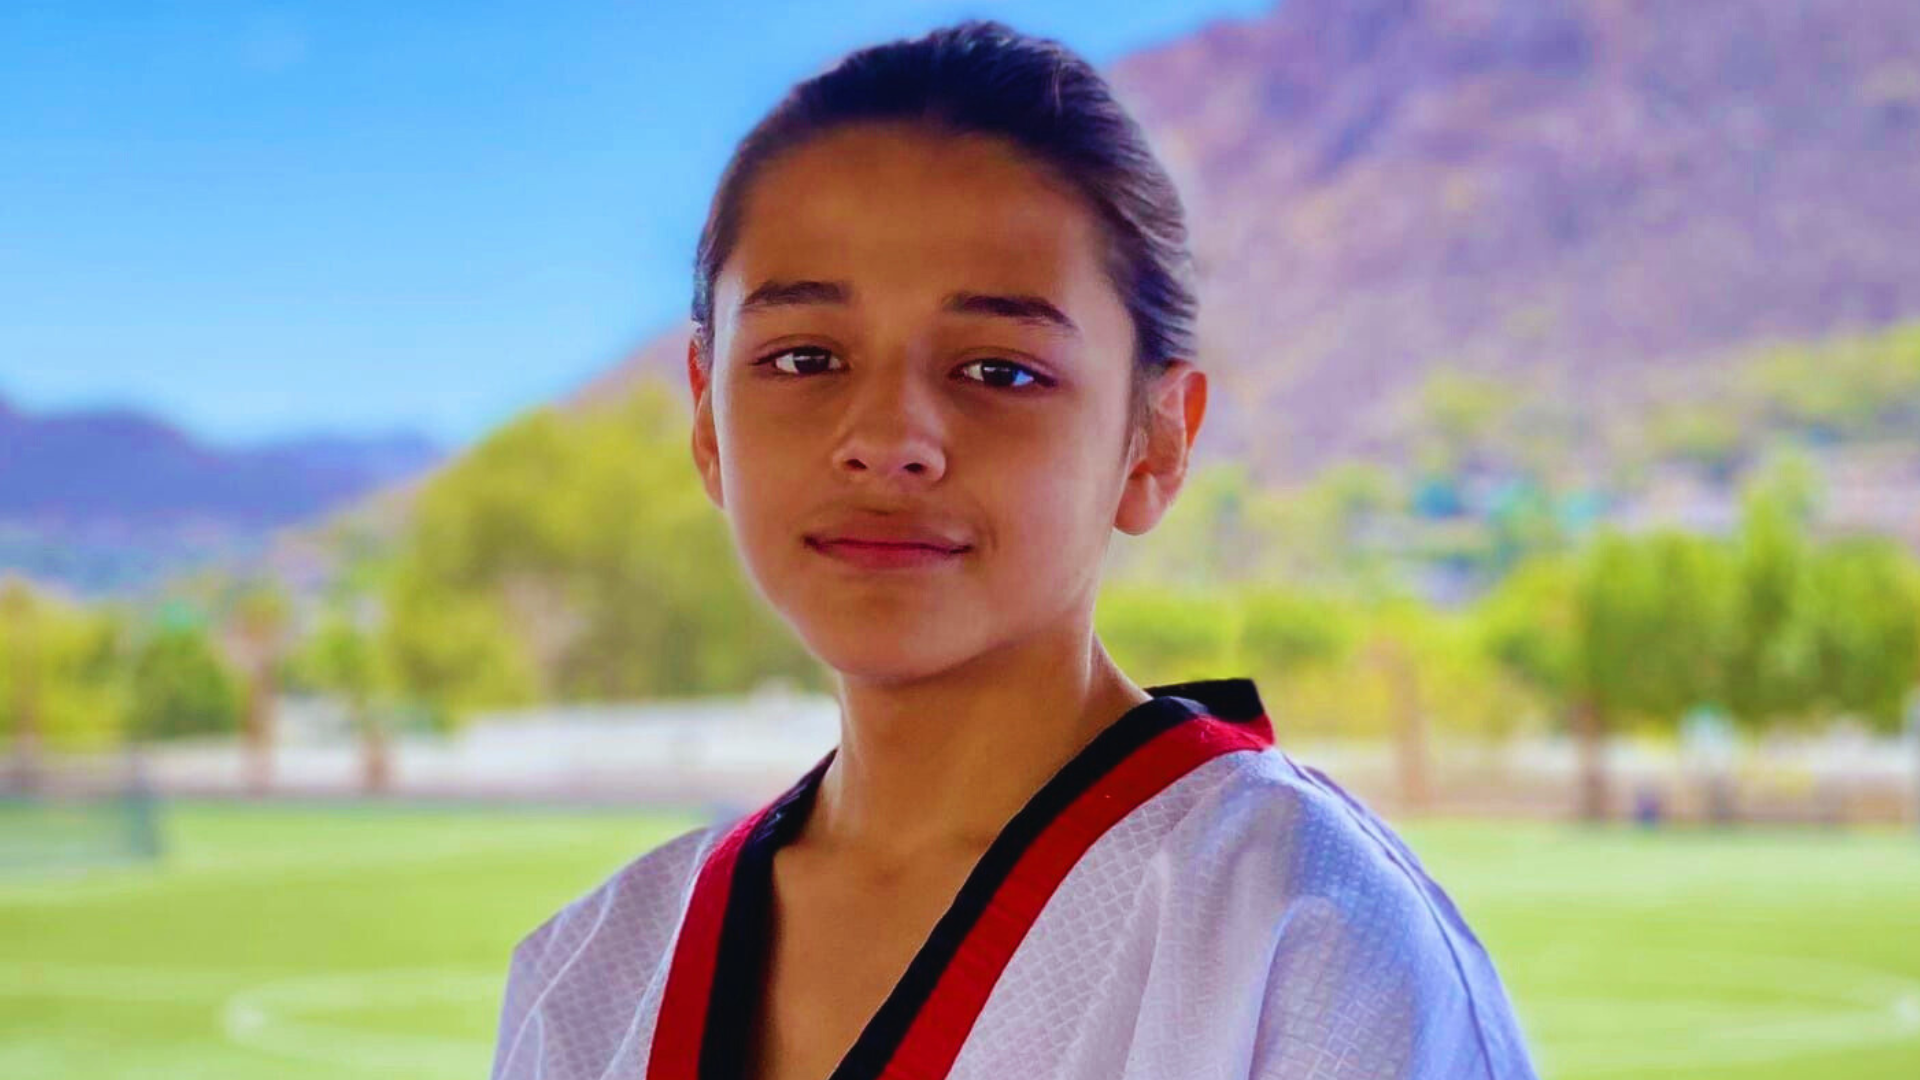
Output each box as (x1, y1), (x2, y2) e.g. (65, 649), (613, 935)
(813, 537), (968, 552)
(807, 528), (970, 550)
(806, 537), (971, 570)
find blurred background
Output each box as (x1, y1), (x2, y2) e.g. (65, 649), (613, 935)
(5, 1), (1920, 1077)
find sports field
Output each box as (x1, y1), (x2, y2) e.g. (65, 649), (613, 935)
(2, 800), (1916, 1079)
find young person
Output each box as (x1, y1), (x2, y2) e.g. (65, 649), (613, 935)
(491, 19), (1540, 1080)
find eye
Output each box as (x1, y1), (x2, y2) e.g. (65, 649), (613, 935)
(754, 345), (844, 376)
(750, 346), (1054, 391)
(957, 357), (1055, 391)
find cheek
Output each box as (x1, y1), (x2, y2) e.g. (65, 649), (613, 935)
(712, 399), (806, 560)
(977, 429), (1119, 575)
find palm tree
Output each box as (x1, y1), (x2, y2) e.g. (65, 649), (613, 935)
(218, 581), (291, 796)
(1368, 633), (1433, 813)
(302, 605), (390, 793)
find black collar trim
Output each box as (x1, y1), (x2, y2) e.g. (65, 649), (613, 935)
(697, 677), (1265, 1080)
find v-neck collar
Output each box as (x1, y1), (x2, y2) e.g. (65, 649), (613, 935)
(648, 676), (1272, 1080)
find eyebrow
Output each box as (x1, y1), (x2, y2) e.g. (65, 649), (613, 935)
(737, 278), (1080, 336)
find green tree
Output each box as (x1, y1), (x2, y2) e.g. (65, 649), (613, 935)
(0, 577), (50, 787)
(1800, 539), (1920, 732)
(381, 380), (823, 724)
(1645, 403), (1747, 480)
(128, 621), (242, 742)
(1475, 533), (1736, 820)
(1480, 496), (1920, 820)
(0, 578), (135, 783)
(1234, 588), (1355, 676)
(1107, 461), (1259, 589)
(216, 580), (292, 794)
(381, 581), (539, 727)
(1627, 531), (1740, 719)
(1106, 460), (1398, 592)
(1094, 583), (1238, 686)
(1415, 369), (1519, 475)
(1723, 473), (1820, 726)
(1750, 321), (1920, 439)
(289, 606), (395, 791)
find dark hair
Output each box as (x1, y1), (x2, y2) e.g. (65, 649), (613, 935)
(689, 19), (1198, 439)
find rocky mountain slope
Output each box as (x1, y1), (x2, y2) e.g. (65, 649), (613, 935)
(575, 0), (1920, 482)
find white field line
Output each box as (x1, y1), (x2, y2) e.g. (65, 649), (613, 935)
(0, 960), (501, 1078)
(219, 967), (499, 1076)
(0, 960), (250, 1001)
(5, 947), (1917, 1079)
(191, 947), (1917, 1078)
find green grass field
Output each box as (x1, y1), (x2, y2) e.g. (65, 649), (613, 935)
(2, 800), (1916, 1079)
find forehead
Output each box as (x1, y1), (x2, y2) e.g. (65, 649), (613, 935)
(717, 124), (1117, 317)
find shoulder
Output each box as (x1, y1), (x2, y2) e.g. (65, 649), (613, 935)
(491, 819), (729, 1078)
(508, 818), (724, 970)
(1155, 748), (1539, 1079)
(1153, 746), (1445, 914)
(499, 816), (729, 1027)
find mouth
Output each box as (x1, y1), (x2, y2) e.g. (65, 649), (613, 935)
(805, 537), (972, 571)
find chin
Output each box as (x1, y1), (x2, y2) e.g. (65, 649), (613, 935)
(793, 625), (975, 687)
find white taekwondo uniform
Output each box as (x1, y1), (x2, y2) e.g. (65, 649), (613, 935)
(490, 677), (1541, 1080)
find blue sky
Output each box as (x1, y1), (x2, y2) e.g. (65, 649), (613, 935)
(1, 0), (1275, 451)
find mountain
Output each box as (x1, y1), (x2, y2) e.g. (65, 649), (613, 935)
(1103, 0), (1920, 477)
(569, 0), (1920, 483)
(0, 393), (443, 595)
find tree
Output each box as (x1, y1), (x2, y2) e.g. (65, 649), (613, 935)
(1474, 533), (1736, 822)
(1800, 539), (1920, 732)
(1359, 601), (1436, 812)
(1235, 588), (1355, 676)
(1723, 466), (1821, 728)
(129, 619), (242, 742)
(1479, 487), (1920, 823)
(289, 545), (405, 792)
(1, 576), (47, 790)
(1106, 461), (1260, 588)
(1645, 402), (1747, 480)
(1094, 583), (1238, 686)
(381, 580), (538, 727)
(288, 602), (393, 792)
(1749, 321), (1920, 440)
(380, 380), (824, 724)
(216, 580), (292, 795)
(1, 577), (137, 788)
(1414, 369), (1519, 476)
(1356, 597), (1540, 811)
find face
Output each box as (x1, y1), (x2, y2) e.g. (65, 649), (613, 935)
(687, 123), (1204, 685)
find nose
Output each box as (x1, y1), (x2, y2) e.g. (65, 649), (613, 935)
(831, 365), (948, 487)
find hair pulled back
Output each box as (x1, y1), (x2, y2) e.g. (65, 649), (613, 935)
(690, 19), (1199, 434)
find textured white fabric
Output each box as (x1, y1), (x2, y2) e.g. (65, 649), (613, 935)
(491, 745), (1540, 1080)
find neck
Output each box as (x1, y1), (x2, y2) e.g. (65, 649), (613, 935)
(804, 624), (1150, 867)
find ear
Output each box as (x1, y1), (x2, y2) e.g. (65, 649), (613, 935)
(687, 332), (725, 511)
(1114, 360), (1206, 536)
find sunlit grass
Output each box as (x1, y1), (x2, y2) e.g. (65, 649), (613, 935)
(1, 802), (1915, 1079)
